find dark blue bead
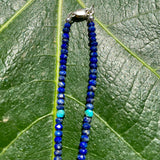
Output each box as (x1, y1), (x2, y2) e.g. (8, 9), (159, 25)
(86, 103), (94, 110)
(88, 26), (95, 32)
(90, 69), (97, 74)
(60, 54), (67, 60)
(82, 130), (90, 136)
(83, 116), (92, 123)
(55, 131), (63, 137)
(64, 22), (71, 28)
(59, 65), (66, 71)
(56, 118), (63, 124)
(59, 71), (66, 76)
(89, 32), (96, 37)
(59, 76), (65, 81)
(90, 46), (97, 52)
(54, 150), (62, 156)
(90, 52), (98, 57)
(83, 123), (91, 130)
(63, 27), (70, 33)
(54, 143), (62, 150)
(79, 148), (87, 155)
(54, 137), (62, 143)
(61, 49), (68, 54)
(62, 39), (69, 44)
(90, 63), (97, 69)
(63, 33), (69, 39)
(88, 21), (95, 27)
(81, 135), (89, 142)
(90, 36), (96, 42)
(89, 80), (96, 86)
(57, 99), (65, 105)
(79, 142), (87, 149)
(54, 156), (62, 160)
(77, 154), (86, 160)
(58, 87), (65, 93)
(60, 59), (67, 65)
(55, 124), (63, 130)
(86, 98), (94, 103)
(89, 74), (97, 80)
(61, 43), (68, 49)
(88, 85), (96, 92)
(90, 41), (98, 46)
(87, 91), (95, 98)
(90, 57), (98, 63)
(58, 82), (65, 88)
(57, 93), (65, 99)
(56, 106), (64, 110)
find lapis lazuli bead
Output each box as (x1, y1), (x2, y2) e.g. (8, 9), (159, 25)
(88, 26), (95, 32)
(54, 143), (62, 150)
(63, 27), (70, 33)
(86, 98), (94, 103)
(90, 63), (97, 69)
(82, 129), (90, 136)
(56, 118), (63, 124)
(55, 131), (63, 137)
(57, 110), (65, 118)
(79, 148), (87, 155)
(55, 124), (63, 130)
(57, 93), (65, 99)
(83, 123), (91, 130)
(58, 87), (65, 93)
(62, 39), (69, 44)
(59, 71), (66, 76)
(60, 59), (67, 65)
(61, 43), (68, 49)
(54, 150), (62, 156)
(58, 82), (65, 88)
(89, 74), (97, 80)
(88, 21), (95, 27)
(90, 69), (97, 74)
(87, 91), (95, 98)
(59, 65), (66, 71)
(89, 32), (96, 37)
(88, 85), (96, 92)
(90, 52), (98, 57)
(89, 80), (96, 86)
(90, 41), (98, 46)
(59, 76), (65, 82)
(79, 142), (88, 149)
(90, 57), (98, 63)
(90, 46), (97, 52)
(86, 103), (94, 110)
(83, 116), (92, 123)
(56, 105), (64, 110)
(54, 156), (62, 160)
(85, 109), (93, 117)
(57, 99), (65, 105)
(90, 36), (96, 42)
(64, 22), (71, 28)
(60, 54), (67, 60)
(63, 33), (69, 39)
(81, 135), (89, 142)
(61, 49), (68, 55)
(77, 154), (86, 160)
(54, 137), (62, 143)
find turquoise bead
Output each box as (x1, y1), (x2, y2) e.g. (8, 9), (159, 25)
(57, 110), (65, 118)
(85, 109), (93, 117)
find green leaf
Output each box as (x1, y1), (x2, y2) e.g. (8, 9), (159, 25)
(0, 0), (160, 159)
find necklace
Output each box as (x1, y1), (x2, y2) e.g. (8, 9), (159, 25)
(54, 6), (98, 160)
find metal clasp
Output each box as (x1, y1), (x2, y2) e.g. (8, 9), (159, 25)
(66, 5), (94, 23)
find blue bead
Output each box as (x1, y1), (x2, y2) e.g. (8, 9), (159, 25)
(89, 74), (97, 80)
(88, 85), (96, 92)
(57, 99), (65, 105)
(79, 142), (88, 149)
(88, 26), (95, 32)
(63, 33), (69, 39)
(82, 130), (90, 136)
(90, 36), (96, 42)
(90, 63), (97, 69)
(60, 59), (67, 65)
(79, 148), (87, 155)
(90, 57), (98, 63)
(86, 98), (94, 103)
(63, 27), (70, 33)
(86, 103), (94, 110)
(88, 21), (95, 27)
(83, 123), (91, 129)
(81, 135), (89, 142)
(58, 82), (65, 88)
(64, 22), (71, 28)
(56, 105), (64, 110)
(89, 80), (96, 86)
(56, 118), (63, 124)
(54, 143), (62, 150)
(54, 137), (62, 143)
(54, 150), (62, 156)
(57, 110), (65, 118)
(60, 54), (67, 60)
(59, 71), (66, 76)
(85, 109), (93, 118)
(57, 93), (65, 99)
(83, 116), (92, 123)
(77, 154), (86, 160)
(55, 131), (63, 137)
(61, 43), (68, 49)
(90, 52), (98, 57)
(89, 32), (96, 37)
(61, 49), (68, 54)
(55, 124), (63, 130)
(62, 39), (69, 44)
(87, 91), (95, 98)
(90, 46), (97, 52)
(90, 69), (97, 74)
(59, 76), (65, 81)
(59, 65), (66, 71)
(58, 87), (65, 93)
(54, 156), (62, 160)
(90, 41), (98, 46)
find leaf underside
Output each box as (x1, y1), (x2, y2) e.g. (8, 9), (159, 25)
(0, 0), (160, 160)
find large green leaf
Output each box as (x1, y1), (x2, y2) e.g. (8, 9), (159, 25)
(0, 0), (160, 159)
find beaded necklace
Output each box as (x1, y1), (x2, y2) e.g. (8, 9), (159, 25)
(54, 6), (98, 160)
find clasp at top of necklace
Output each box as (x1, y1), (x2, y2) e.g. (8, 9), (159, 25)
(66, 5), (94, 23)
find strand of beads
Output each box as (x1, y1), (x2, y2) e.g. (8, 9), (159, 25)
(54, 22), (71, 160)
(77, 20), (98, 160)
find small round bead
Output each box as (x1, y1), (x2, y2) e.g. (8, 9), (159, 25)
(89, 80), (96, 86)
(59, 76), (65, 82)
(57, 93), (65, 99)
(89, 74), (97, 80)
(54, 137), (62, 143)
(60, 54), (67, 60)
(56, 110), (65, 118)
(87, 91), (95, 98)
(61, 49), (68, 55)
(63, 27), (70, 33)
(89, 32), (96, 37)
(83, 123), (91, 130)
(90, 46), (97, 52)
(90, 69), (97, 74)
(88, 85), (96, 92)
(55, 131), (63, 137)
(88, 21), (95, 27)
(55, 124), (63, 130)
(57, 99), (65, 105)
(79, 148), (87, 155)
(61, 43), (68, 49)
(54, 150), (62, 156)
(90, 41), (98, 46)
(56, 105), (64, 110)
(86, 98), (94, 103)
(56, 118), (63, 124)
(60, 59), (67, 65)
(88, 26), (95, 32)
(81, 135), (89, 142)
(90, 63), (97, 69)
(58, 87), (65, 93)
(88, 15), (94, 21)
(77, 154), (86, 160)
(62, 39), (69, 44)
(62, 33), (69, 39)
(59, 71), (66, 76)
(90, 36), (96, 42)
(64, 22), (71, 28)
(90, 52), (98, 57)
(59, 65), (66, 71)
(83, 116), (92, 123)
(54, 143), (62, 150)
(66, 17), (72, 22)
(90, 57), (98, 63)
(58, 82), (65, 88)
(86, 103), (94, 110)
(85, 109), (93, 117)
(54, 156), (62, 160)
(79, 142), (88, 149)
(82, 130), (90, 136)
